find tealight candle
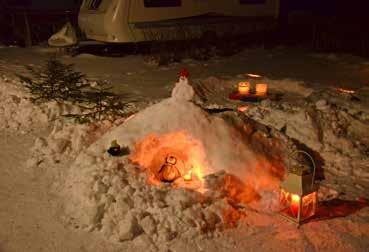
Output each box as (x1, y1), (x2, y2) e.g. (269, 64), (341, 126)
(238, 82), (250, 95)
(255, 83), (268, 96)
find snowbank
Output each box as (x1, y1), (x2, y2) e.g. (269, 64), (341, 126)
(243, 88), (369, 199)
(0, 75), (48, 131)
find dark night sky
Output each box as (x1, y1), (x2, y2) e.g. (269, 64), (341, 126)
(1, 0), (368, 16)
(2, 0), (82, 10)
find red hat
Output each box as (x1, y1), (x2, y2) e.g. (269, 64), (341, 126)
(179, 68), (189, 78)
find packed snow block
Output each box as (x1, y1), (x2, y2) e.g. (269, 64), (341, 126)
(48, 137), (70, 154)
(0, 76), (49, 131)
(164, 188), (203, 210)
(140, 215), (156, 235)
(118, 212), (142, 241)
(131, 234), (157, 251)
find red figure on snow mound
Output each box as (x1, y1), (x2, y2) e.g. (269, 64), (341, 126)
(179, 68), (189, 79)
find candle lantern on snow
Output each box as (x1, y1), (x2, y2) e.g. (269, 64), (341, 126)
(238, 82), (251, 95)
(279, 150), (318, 226)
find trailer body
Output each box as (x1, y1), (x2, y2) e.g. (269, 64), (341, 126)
(78, 0), (280, 43)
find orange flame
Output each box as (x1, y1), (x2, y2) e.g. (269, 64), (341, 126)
(183, 169), (193, 181)
(291, 194), (300, 216)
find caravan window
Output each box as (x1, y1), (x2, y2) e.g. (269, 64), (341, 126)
(240, 0), (266, 4)
(144, 0), (181, 8)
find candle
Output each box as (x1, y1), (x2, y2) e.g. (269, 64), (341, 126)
(256, 83), (268, 96)
(183, 170), (193, 181)
(238, 82), (250, 95)
(290, 194), (300, 217)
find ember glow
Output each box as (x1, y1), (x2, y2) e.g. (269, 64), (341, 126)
(129, 131), (209, 189)
(336, 87), (355, 94)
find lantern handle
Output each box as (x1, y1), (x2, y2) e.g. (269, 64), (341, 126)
(288, 150), (316, 187)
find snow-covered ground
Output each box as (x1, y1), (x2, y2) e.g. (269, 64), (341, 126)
(1, 45), (369, 100)
(0, 46), (368, 252)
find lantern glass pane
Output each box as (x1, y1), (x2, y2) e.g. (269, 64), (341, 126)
(301, 192), (317, 220)
(280, 189), (300, 218)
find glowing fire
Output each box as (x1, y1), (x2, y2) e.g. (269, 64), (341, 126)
(291, 194), (300, 216)
(183, 169), (193, 181)
(129, 131), (209, 189)
(336, 88), (355, 94)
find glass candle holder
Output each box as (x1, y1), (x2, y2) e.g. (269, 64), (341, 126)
(255, 83), (268, 96)
(238, 82), (250, 95)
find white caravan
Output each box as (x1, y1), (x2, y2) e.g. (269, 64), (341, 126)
(78, 0), (280, 43)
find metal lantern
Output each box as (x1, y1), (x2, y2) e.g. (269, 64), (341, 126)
(279, 150), (318, 226)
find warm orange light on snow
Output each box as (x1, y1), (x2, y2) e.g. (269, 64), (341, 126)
(129, 131), (209, 190)
(246, 73), (262, 78)
(336, 88), (355, 94)
(238, 82), (250, 95)
(255, 83), (268, 96)
(124, 113), (136, 122)
(238, 105), (249, 112)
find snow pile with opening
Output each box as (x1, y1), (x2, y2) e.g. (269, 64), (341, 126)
(63, 79), (282, 249)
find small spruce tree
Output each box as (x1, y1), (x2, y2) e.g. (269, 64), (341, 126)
(18, 57), (87, 103)
(18, 57), (133, 124)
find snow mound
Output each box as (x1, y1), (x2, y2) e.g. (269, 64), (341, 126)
(63, 80), (281, 248)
